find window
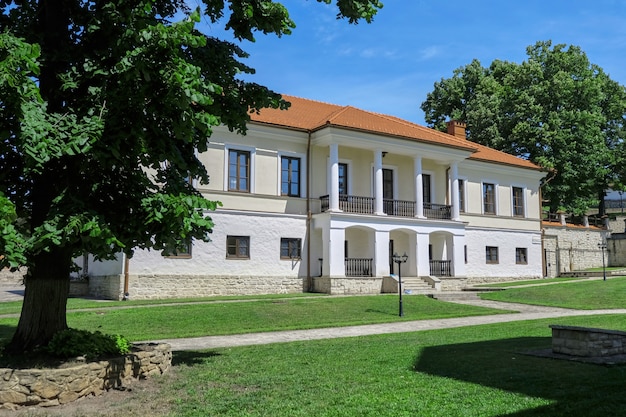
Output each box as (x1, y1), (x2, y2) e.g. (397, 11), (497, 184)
(228, 149), (250, 192)
(516, 247), (528, 264)
(486, 246), (499, 264)
(423, 174), (432, 203)
(226, 235), (250, 259)
(464, 245), (467, 264)
(338, 163), (348, 195)
(483, 183), (496, 214)
(281, 238), (302, 259)
(281, 156), (301, 197)
(512, 187), (525, 217)
(458, 179), (465, 213)
(164, 241), (192, 258)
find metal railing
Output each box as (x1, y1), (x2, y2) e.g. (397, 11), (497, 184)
(383, 198), (415, 217)
(424, 203), (452, 220)
(320, 195), (375, 214)
(345, 258), (373, 277)
(430, 260), (452, 277)
(321, 195), (452, 220)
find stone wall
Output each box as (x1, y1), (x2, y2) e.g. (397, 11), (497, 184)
(542, 225), (609, 277)
(0, 343), (171, 410)
(89, 274), (306, 300)
(311, 277), (383, 295)
(550, 325), (626, 357)
(608, 233), (626, 267)
(0, 268), (24, 285)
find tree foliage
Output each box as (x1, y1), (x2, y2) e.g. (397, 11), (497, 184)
(0, 0), (383, 353)
(421, 41), (626, 214)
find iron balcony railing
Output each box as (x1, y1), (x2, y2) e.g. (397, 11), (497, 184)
(345, 258), (373, 277)
(430, 260), (452, 277)
(320, 195), (452, 220)
(423, 203), (452, 220)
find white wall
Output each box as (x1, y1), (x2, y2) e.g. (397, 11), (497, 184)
(129, 210), (308, 278)
(465, 227), (542, 278)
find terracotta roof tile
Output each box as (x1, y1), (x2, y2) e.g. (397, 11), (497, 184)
(250, 95), (542, 171)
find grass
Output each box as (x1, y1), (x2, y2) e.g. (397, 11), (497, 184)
(0, 295), (510, 343)
(0, 292), (326, 316)
(21, 314), (625, 417)
(162, 314), (626, 417)
(481, 276), (626, 309)
(2, 281), (626, 416)
(473, 277), (584, 287)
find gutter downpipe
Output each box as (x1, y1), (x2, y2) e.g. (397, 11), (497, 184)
(539, 169), (557, 278)
(123, 254), (130, 300)
(306, 130), (313, 292)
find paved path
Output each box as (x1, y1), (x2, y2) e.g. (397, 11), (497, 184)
(146, 299), (626, 351)
(3, 282), (625, 351)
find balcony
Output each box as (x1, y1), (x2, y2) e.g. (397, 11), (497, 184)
(345, 258), (373, 277)
(430, 260), (452, 277)
(320, 195), (452, 220)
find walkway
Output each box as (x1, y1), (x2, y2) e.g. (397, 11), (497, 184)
(2, 282), (625, 352)
(147, 299), (626, 351)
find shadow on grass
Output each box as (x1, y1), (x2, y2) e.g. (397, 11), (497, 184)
(0, 324), (15, 345)
(414, 337), (626, 416)
(172, 350), (222, 366)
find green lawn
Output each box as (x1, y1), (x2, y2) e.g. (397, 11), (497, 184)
(481, 276), (626, 309)
(2, 283), (626, 416)
(473, 277), (584, 287)
(0, 295), (510, 343)
(163, 314), (626, 417)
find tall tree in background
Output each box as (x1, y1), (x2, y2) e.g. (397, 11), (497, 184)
(0, 0), (383, 354)
(421, 41), (626, 214)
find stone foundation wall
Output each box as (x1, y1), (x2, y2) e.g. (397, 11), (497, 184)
(311, 277), (383, 295)
(0, 343), (171, 410)
(550, 325), (626, 357)
(89, 274), (306, 300)
(0, 268), (25, 285)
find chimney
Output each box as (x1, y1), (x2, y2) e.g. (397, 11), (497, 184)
(446, 120), (467, 140)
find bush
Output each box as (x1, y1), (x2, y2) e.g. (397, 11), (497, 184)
(45, 328), (131, 360)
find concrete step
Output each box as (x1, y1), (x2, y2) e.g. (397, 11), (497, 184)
(400, 277), (435, 295)
(429, 291), (482, 301)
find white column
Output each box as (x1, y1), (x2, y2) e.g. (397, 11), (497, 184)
(416, 232), (430, 276)
(329, 143), (340, 212)
(450, 162), (461, 221)
(414, 156), (425, 218)
(452, 233), (466, 277)
(329, 227), (346, 277)
(374, 230), (390, 276)
(374, 149), (384, 215)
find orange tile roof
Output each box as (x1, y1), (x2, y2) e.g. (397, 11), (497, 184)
(249, 95), (542, 171)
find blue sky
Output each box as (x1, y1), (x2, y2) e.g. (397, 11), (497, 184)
(197, 0), (626, 126)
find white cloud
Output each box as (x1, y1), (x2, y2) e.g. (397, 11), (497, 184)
(419, 46), (442, 61)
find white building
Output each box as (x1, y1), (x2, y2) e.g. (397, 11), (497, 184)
(82, 96), (545, 299)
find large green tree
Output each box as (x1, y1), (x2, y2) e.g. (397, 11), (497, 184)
(421, 41), (626, 214)
(0, 0), (383, 354)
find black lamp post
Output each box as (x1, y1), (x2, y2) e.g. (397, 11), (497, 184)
(598, 241), (607, 281)
(393, 252), (408, 317)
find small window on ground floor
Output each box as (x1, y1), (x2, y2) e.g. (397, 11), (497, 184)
(486, 246), (499, 264)
(516, 247), (528, 264)
(227, 235), (250, 259)
(281, 238), (302, 259)
(163, 241), (192, 259)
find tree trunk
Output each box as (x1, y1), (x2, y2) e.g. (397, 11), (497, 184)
(5, 248), (71, 354)
(598, 190), (606, 217)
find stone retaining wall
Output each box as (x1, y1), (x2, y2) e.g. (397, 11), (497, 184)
(550, 325), (626, 357)
(0, 343), (171, 410)
(311, 277), (383, 295)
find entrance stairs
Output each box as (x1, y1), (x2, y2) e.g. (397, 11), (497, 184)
(401, 277), (436, 294)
